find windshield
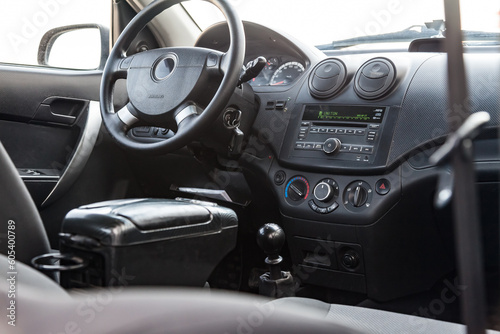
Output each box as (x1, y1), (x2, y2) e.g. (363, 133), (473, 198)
(183, 0), (500, 50)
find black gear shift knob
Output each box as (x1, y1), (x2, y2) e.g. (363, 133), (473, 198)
(257, 223), (285, 256)
(257, 223), (295, 297)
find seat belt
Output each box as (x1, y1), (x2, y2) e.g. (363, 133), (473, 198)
(430, 1), (490, 333)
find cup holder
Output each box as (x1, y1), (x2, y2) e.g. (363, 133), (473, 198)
(31, 253), (87, 272)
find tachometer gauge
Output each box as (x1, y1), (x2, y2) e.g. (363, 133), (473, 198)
(270, 61), (305, 86)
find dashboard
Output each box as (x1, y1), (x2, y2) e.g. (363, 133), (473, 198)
(196, 21), (500, 302)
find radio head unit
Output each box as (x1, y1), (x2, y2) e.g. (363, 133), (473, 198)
(283, 105), (393, 168)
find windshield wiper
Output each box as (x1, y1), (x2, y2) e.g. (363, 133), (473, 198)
(316, 25), (440, 50)
(317, 21), (500, 51)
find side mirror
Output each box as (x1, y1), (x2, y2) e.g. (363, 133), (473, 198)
(38, 24), (109, 70)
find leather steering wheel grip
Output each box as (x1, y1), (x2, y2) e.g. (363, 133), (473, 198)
(100, 0), (245, 154)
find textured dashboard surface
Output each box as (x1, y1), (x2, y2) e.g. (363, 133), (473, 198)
(388, 54), (500, 164)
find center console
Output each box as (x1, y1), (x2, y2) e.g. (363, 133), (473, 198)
(268, 103), (419, 299)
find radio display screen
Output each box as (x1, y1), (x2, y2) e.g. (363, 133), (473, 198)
(302, 105), (385, 123)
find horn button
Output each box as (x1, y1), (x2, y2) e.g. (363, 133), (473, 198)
(127, 51), (204, 117)
(153, 56), (176, 81)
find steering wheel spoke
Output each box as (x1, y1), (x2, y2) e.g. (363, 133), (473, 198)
(116, 103), (140, 128)
(109, 55), (131, 80)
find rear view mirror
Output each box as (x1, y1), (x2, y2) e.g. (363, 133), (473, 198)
(38, 24), (109, 70)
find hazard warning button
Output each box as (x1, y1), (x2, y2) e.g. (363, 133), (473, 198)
(375, 179), (391, 195)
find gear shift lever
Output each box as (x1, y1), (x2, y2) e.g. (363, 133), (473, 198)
(256, 223), (295, 298)
(257, 223), (286, 280)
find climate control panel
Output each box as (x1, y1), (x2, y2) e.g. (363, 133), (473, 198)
(275, 167), (399, 225)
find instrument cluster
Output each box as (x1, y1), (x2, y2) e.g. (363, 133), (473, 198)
(247, 56), (305, 87)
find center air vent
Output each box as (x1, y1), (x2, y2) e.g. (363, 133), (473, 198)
(308, 59), (347, 99)
(354, 58), (396, 100)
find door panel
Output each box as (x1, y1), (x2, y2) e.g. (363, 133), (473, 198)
(0, 66), (104, 207)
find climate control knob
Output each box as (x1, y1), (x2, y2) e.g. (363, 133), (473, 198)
(285, 176), (310, 203)
(349, 185), (368, 207)
(343, 180), (372, 211)
(314, 182), (333, 202)
(323, 138), (341, 154)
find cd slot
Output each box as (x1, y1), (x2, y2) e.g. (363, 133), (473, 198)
(311, 122), (368, 128)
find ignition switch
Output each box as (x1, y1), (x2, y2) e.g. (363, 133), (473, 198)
(223, 107), (244, 154)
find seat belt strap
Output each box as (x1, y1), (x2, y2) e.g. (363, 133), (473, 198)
(443, 1), (487, 333)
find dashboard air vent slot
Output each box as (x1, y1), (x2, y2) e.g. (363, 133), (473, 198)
(308, 59), (347, 99)
(354, 58), (396, 100)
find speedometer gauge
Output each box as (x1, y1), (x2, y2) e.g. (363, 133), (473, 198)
(270, 62), (305, 86)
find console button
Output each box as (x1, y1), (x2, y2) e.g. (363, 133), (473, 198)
(327, 202), (339, 212)
(298, 134), (306, 139)
(313, 143), (323, 150)
(328, 129), (336, 133)
(340, 144), (351, 152)
(310, 127), (319, 133)
(317, 207), (328, 214)
(319, 128), (327, 133)
(301, 122), (310, 127)
(351, 145), (361, 152)
(346, 129), (355, 134)
(299, 127), (308, 133)
(368, 131), (377, 136)
(274, 171), (286, 185)
(304, 143), (314, 150)
(337, 129), (345, 134)
(295, 142), (304, 149)
(308, 200), (319, 211)
(366, 137), (375, 142)
(369, 124), (380, 129)
(362, 146), (373, 153)
(375, 179), (391, 195)
(356, 130), (365, 135)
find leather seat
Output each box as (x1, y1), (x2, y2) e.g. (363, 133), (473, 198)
(0, 142), (51, 267)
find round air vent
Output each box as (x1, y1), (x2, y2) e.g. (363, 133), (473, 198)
(354, 58), (396, 100)
(308, 59), (347, 99)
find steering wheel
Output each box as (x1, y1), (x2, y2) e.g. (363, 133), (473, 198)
(100, 0), (245, 154)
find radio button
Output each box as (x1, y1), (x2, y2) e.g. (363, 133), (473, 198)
(351, 145), (362, 152)
(301, 122), (310, 127)
(310, 127), (319, 133)
(304, 143), (315, 150)
(340, 144), (351, 152)
(337, 129), (345, 134)
(298, 134), (306, 139)
(366, 137), (375, 142)
(295, 142), (305, 149)
(346, 129), (355, 134)
(369, 124), (380, 129)
(368, 131), (377, 136)
(319, 128), (328, 133)
(362, 146), (374, 153)
(314, 143), (323, 150)
(299, 127), (308, 133)
(328, 128), (336, 133)
(323, 138), (341, 154)
(356, 130), (365, 135)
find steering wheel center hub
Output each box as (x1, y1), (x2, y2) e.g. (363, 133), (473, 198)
(153, 54), (177, 81)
